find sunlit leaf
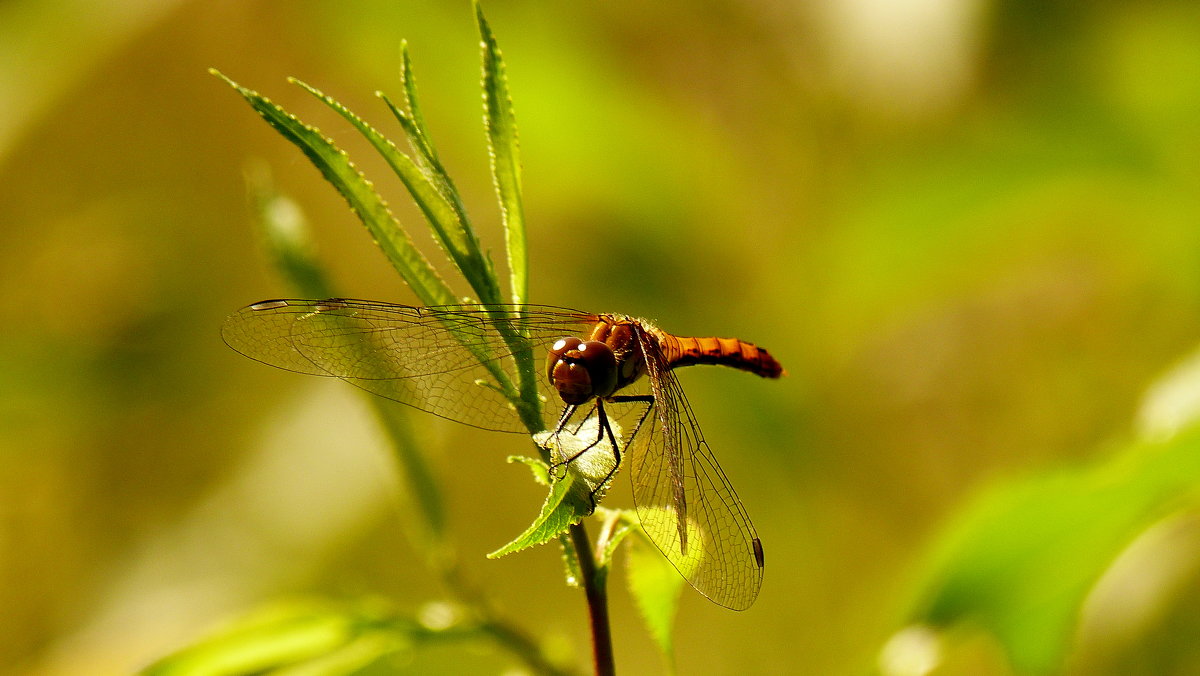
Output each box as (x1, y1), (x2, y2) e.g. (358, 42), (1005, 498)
(595, 509), (638, 569)
(507, 453), (551, 486)
(386, 42), (478, 243)
(396, 42), (440, 172)
(490, 417), (628, 559)
(900, 426), (1200, 673)
(627, 530), (684, 669)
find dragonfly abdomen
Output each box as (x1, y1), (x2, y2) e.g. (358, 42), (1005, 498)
(661, 334), (784, 378)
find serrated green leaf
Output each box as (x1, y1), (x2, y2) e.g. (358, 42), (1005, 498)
(210, 69), (455, 308)
(470, 6), (542, 435)
(378, 92), (474, 247)
(390, 44), (474, 226)
(627, 531), (684, 668)
(903, 425), (1200, 673)
(397, 42), (439, 170)
(488, 472), (592, 558)
(290, 78), (501, 307)
(508, 454), (551, 486)
(217, 72), (526, 410)
(475, 3), (527, 306)
(385, 44), (497, 304)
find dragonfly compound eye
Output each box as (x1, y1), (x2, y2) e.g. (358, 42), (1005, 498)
(576, 340), (618, 398)
(546, 337), (584, 381)
(547, 338), (618, 405)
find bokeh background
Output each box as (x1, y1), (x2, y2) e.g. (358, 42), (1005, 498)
(4, 0), (1200, 674)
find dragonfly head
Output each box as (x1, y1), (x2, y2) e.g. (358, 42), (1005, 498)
(547, 337), (618, 405)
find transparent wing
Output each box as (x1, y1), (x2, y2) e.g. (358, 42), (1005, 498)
(221, 299), (597, 433)
(624, 329), (764, 611)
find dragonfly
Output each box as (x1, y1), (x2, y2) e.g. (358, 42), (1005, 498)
(222, 298), (784, 610)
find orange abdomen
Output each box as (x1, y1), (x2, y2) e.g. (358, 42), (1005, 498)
(660, 334), (785, 379)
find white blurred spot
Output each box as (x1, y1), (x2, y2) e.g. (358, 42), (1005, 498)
(1077, 512), (1200, 657)
(816, 0), (984, 115)
(264, 194), (307, 244)
(1137, 345), (1200, 441)
(418, 600), (461, 631)
(879, 624), (942, 676)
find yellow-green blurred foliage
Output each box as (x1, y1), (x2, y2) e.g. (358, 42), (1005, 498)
(2, 1), (1199, 674)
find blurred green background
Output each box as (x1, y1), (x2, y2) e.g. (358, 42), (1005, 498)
(3, 0), (1200, 674)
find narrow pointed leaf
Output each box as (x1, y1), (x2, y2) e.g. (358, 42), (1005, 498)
(476, 3), (528, 306)
(379, 92), (471, 232)
(397, 42), (440, 169)
(391, 45), (492, 290)
(291, 78), (501, 305)
(211, 70), (454, 307)
(387, 48), (473, 225)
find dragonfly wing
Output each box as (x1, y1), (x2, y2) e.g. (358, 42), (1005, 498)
(626, 329), (764, 611)
(222, 299), (591, 434)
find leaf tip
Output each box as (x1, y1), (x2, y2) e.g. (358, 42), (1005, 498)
(474, 0), (492, 38)
(209, 68), (235, 87)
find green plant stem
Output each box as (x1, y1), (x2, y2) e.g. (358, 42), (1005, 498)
(570, 522), (614, 676)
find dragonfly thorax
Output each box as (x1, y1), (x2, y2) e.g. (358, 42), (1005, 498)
(587, 317), (649, 390)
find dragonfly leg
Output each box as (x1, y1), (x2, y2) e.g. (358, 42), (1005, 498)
(548, 403), (613, 481)
(608, 393), (655, 432)
(547, 401), (623, 512)
(553, 406), (605, 459)
(549, 395), (655, 513)
(583, 400), (624, 512)
(547, 404), (579, 480)
(582, 394), (656, 510)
